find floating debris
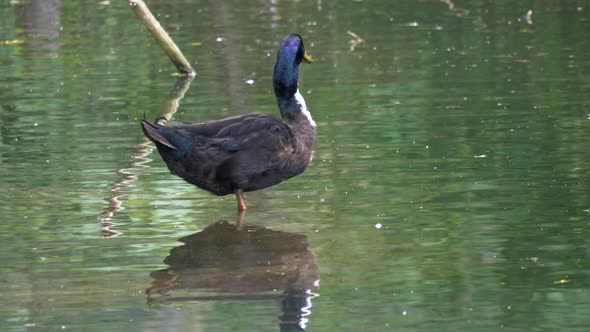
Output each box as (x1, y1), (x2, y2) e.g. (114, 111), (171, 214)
(346, 30), (364, 51)
(0, 39), (24, 45)
(439, 0), (469, 17)
(525, 10), (533, 24)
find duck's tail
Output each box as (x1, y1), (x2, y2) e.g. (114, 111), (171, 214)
(140, 115), (178, 150)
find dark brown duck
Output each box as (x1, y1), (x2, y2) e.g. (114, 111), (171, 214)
(141, 34), (315, 211)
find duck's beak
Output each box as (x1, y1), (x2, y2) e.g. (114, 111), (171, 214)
(303, 51), (313, 63)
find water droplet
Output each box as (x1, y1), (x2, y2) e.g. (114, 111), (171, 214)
(216, 37), (223, 42)
(245, 79), (254, 85)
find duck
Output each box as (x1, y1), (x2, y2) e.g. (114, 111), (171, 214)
(141, 34), (315, 211)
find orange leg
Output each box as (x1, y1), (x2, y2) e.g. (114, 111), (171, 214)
(234, 188), (247, 211)
(236, 209), (246, 230)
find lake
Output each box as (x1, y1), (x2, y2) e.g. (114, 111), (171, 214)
(1, 0), (589, 331)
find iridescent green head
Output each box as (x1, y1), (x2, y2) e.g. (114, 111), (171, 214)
(273, 34), (312, 119)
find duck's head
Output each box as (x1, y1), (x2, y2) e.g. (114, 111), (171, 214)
(273, 34), (312, 120)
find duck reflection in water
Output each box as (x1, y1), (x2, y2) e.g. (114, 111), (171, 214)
(147, 213), (319, 331)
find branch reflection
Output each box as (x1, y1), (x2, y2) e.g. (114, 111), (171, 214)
(147, 217), (320, 331)
(97, 76), (194, 237)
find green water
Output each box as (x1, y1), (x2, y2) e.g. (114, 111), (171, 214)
(1, 1), (590, 331)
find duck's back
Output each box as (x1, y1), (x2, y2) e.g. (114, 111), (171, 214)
(141, 113), (310, 196)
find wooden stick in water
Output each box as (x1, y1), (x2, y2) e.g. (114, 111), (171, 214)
(129, 0), (195, 77)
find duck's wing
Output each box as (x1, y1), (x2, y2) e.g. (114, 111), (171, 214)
(142, 113), (293, 158)
(205, 113), (295, 167)
(141, 113), (296, 193)
(178, 113), (277, 137)
(209, 114), (297, 187)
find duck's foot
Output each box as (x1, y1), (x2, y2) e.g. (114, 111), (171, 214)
(234, 188), (247, 211)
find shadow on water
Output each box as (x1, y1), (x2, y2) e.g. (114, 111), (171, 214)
(15, 0), (62, 55)
(147, 214), (320, 331)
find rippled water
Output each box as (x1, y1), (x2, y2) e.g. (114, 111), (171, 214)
(1, 1), (589, 331)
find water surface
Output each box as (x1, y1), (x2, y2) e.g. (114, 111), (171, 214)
(1, 1), (589, 331)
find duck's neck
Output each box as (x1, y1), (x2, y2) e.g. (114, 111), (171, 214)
(273, 62), (315, 127)
(275, 89), (315, 126)
(272, 49), (315, 126)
